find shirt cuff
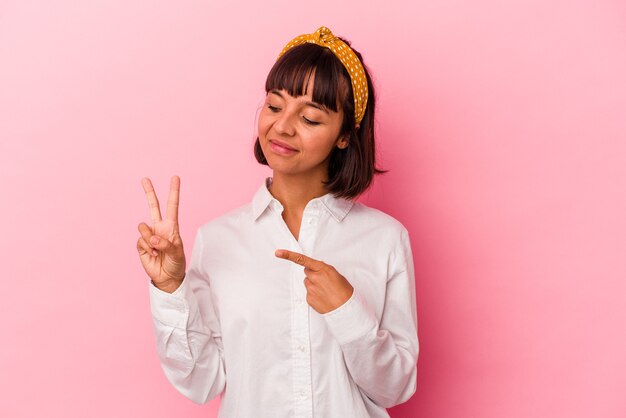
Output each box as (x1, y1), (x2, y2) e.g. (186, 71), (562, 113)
(322, 287), (378, 345)
(149, 278), (190, 329)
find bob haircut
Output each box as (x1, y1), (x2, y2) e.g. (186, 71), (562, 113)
(253, 38), (388, 200)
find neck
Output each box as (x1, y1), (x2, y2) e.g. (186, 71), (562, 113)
(268, 170), (329, 215)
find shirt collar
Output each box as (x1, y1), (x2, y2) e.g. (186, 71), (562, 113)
(252, 176), (355, 222)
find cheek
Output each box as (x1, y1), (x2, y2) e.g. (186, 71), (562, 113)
(257, 115), (271, 137)
(302, 133), (336, 157)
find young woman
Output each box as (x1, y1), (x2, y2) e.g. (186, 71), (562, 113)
(136, 26), (418, 417)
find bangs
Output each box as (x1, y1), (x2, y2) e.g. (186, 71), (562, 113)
(265, 43), (350, 114)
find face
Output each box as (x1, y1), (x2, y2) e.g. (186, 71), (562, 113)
(257, 73), (348, 178)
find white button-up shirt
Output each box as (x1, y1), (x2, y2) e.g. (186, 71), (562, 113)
(149, 176), (419, 417)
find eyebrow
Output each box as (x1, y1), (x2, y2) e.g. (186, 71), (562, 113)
(269, 89), (329, 114)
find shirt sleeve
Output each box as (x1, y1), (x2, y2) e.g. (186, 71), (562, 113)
(321, 227), (419, 408)
(149, 227), (226, 404)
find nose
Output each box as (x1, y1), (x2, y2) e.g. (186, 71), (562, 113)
(273, 108), (296, 136)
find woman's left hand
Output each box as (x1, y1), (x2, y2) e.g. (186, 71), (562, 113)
(275, 249), (354, 314)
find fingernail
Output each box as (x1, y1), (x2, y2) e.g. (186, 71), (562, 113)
(151, 236), (160, 245)
(152, 250), (158, 256)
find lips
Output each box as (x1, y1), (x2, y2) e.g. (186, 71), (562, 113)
(270, 139), (298, 151)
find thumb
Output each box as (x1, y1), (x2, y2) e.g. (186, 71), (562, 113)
(150, 235), (173, 252)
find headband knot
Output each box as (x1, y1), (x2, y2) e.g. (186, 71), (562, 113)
(311, 26), (336, 45)
(277, 26), (368, 126)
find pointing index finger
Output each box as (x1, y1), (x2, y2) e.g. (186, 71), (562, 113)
(275, 249), (325, 271)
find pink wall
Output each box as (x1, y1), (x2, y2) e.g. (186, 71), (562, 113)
(1, 1), (625, 417)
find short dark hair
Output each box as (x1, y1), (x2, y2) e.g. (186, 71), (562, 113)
(253, 39), (388, 200)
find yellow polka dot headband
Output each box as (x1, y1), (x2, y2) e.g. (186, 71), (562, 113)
(277, 26), (369, 126)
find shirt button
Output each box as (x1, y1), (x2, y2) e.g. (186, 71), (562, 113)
(299, 390), (307, 398)
(298, 345), (306, 352)
(307, 218), (315, 224)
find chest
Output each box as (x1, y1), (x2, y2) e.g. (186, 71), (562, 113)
(203, 214), (390, 335)
(282, 212), (302, 242)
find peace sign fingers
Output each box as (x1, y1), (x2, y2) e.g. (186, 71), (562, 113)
(166, 175), (180, 223)
(142, 177), (162, 223)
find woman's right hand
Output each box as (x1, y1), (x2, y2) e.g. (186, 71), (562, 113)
(136, 176), (186, 293)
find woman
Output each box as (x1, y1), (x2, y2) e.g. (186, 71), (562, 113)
(136, 26), (418, 417)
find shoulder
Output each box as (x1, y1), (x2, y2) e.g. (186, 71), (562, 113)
(348, 201), (409, 237)
(349, 202), (413, 272)
(341, 200), (411, 259)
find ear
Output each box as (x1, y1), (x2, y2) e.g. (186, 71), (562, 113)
(336, 133), (350, 149)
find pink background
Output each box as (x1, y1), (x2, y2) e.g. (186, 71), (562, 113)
(1, 0), (625, 417)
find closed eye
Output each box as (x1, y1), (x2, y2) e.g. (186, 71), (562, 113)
(267, 104), (321, 126)
(303, 117), (320, 126)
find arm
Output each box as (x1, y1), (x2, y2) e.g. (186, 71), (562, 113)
(322, 227), (419, 408)
(149, 228), (226, 404)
